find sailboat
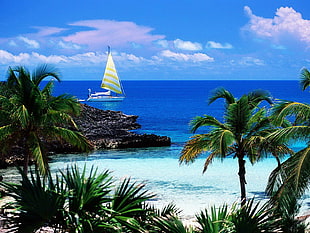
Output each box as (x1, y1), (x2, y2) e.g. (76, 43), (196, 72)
(87, 47), (125, 102)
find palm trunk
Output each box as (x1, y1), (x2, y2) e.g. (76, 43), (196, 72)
(238, 156), (247, 206)
(23, 152), (29, 175)
(22, 132), (30, 175)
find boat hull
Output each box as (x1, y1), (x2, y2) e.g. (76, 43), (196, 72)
(87, 96), (125, 102)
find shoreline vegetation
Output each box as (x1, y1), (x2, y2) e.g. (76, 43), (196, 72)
(0, 103), (171, 169)
(0, 65), (310, 232)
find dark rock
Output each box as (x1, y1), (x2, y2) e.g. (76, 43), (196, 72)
(0, 104), (171, 168)
(71, 104), (171, 149)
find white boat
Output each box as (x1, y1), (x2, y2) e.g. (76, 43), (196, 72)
(87, 47), (125, 102)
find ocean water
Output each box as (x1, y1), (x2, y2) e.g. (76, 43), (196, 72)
(3, 80), (310, 217)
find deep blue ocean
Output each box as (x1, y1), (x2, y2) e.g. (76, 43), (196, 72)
(52, 80), (308, 145)
(4, 80), (310, 217)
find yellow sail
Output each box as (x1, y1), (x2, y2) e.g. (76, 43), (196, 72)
(101, 52), (123, 94)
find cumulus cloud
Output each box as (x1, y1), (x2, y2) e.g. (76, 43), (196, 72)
(63, 19), (165, 49)
(173, 39), (202, 51)
(243, 6), (310, 47)
(156, 39), (169, 48)
(0, 50), (146, 67)
(18, 36), (40, 49)
(0, 50), (67, 65)
(160, 50), (213, 62)
(0, 50), (30, 64)
(206, 41), (233, 49)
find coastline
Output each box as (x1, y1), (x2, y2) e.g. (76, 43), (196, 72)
(0, 103), (171, 169)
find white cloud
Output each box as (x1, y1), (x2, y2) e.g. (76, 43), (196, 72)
(0, 50), (30, 64)
(160, 50), (213, 62)
(63, 20), (165, 49)
(173, 39), (202, 51)
(57, 41), (82, 50)
(33, 26), (67, 37)
(206, 41), (233, 49)
(230, 56), (265, 66)
(0, 50), (147, 67)
(156, 39), (169, 48)
(118, 52), (144, 63)
(18, 36), (40, 49)
(243, 6), (310, 47)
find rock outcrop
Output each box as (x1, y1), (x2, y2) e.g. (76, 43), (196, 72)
(0, 104), (171, 168)
(74, 104), (171, 149)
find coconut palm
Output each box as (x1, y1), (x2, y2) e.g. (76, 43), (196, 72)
(266, 100), (310, 198)
(180, 88), (274, 206)
(0, 65), (92, 175)
(300, 68), (310, 91)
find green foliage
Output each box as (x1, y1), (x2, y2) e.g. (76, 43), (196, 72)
(229, 199), (281, 233)
(0, 65), (92, 175)
(180, 88), (277, 205)
(0, 164), (159, 232)
(270, 190), (308, 233)
(195, 205), (232, 233)
(300, 68), (310, 91)
(152, 216), (195, 233)
(0, 167), (66, 232)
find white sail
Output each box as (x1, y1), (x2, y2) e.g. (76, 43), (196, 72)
(101, 52), (123, 94)
(86, 47), (125, 102)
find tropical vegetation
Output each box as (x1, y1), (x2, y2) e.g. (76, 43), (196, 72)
(0, 65), (92, 175)
(179, 88), (283, 206)
(1, 65), (310, 232)
(263, 67), (310, 232)
(0, 164), (285, 233)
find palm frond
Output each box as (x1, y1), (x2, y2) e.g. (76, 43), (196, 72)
(47, 126), (93, 152)
(0, 167), (66, 232)
(111, 178), (155, 216)
(230, 199), (281, 233)
(208, 87), (236, 105)
(32, 64), (61, 86)
(60, 164), (112, 213)
(196, 204), (232, 233)
(272, 100), (310, 126)
(247, 89), (273, 106)
(190, 115), (225, 133)
(48, 94), (81, 116)
(266, 125), (310, 145)
(152, 216), (193, 233)
(208, 128), (235, 158)
(225, 96), (251, 137)
(300, 67), (310, 91)
(28, 132), (49, 176)
(179, 134), (211, 164)
(267, 146), (310, 198)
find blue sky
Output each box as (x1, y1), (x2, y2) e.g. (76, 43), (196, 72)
(0, 0), (309, 80)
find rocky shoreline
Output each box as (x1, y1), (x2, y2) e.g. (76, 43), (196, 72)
(74, 104), (171, 149)
(0, 104), (171, 168)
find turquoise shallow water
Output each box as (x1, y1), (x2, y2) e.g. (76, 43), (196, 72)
(2, 80), (310, 217)
(49, 150), (280, 217)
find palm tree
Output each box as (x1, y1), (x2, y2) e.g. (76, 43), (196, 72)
(300, 68), (310, 91)
(0, 65), (92, 175)
(266, 100), (310, 198)
(180, 88), (274, 206)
